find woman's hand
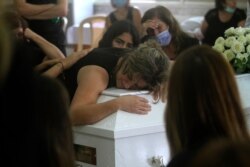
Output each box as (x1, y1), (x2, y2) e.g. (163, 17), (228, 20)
(142, 19), (167, 36)
(142, 20), (158, 30)
(116, 95), (151, 114)
(23, 28), (37, 40)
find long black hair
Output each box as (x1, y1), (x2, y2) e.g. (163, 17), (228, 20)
(98, 20), (139, 48)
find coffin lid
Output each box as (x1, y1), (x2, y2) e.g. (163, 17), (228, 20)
(73, 88), (167, 139)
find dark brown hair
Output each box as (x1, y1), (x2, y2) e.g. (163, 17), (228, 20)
(192, 138), (250, 167)
(141, 5), (195, 56)
(215, 0), (227, 10)
(166, 45), (249, 157)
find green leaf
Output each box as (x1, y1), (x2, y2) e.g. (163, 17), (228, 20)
(233, 58), (247, 73)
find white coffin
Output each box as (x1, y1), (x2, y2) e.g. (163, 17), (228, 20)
(235, 74), (250, 129)
(73, 74), (250, 167)
(73, 88), (169, 167)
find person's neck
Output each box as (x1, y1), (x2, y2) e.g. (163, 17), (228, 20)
(219, 10), (233, 23)
(116, 6), (129, 13)
(115, 7), (129, 20)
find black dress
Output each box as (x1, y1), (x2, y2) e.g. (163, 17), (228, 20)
(26, 0), (66, 55)
(108, 6), (134, 24)
(64, 47), (126, 99)
(202, 8), (246, 46)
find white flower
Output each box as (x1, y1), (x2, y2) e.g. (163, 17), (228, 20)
(213, 43), (225, 53)
(244, 27), (250, 34)
(225, 36), (236, 48)
(246, 45), (250, 54)
(237, 35), (247, 46)
(234, 27), (245, 36)
(223, 49), (235, 61)
(235, 53), (249, 64)
(213, 27), (250, 74)
(214, 37), (225, 45)
(231, 40), (245, 54)
(245, 34), (250, 45)
(225, 27), (236, 37)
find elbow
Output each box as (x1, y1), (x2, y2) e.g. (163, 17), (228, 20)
(71, 119), (98, 126)
(55, 51), (65, 59)
(70, 110), (99, 126)
(71, 117), (98, 126)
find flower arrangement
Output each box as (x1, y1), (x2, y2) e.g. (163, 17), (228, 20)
(213, 27), (250, 74)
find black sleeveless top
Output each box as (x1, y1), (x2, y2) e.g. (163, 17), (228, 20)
(109, 6), (134, 24)
(63, 47), (125, 99)
(202, 8), (246, 46)
(26, 0), (66, 54)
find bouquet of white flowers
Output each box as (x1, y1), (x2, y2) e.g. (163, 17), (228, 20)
(213, 27), (250, 74)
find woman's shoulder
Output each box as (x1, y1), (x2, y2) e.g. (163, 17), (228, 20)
(204, 8), (218, 20)
(205, 8), (217, 16)
(90, 47), (126, 56)
(131, 6), (141, 15)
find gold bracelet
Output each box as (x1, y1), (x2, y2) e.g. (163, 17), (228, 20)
(58, 62), (65, 80)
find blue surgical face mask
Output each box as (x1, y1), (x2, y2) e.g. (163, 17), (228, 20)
(224, 6), (236, 14)
(156, 30), (172, 46)
(112, 0), (128, 8)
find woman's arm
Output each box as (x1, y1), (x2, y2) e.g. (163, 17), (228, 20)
(238, 20), (246, 27)
(14, 0), (68, 19)
(200, 19), (208, 36)
(133, 7), (142, 37)
(69, 66), (116, 125)
(70, 66), (151, 125)
(24, 28), (65, 59)
(34, 58), (62, 73)
(105, 16), (112, 31)
(42, 50), (89, 78)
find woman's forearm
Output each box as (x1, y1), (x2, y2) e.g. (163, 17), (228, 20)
(25, 28), (65, 59)
(70, 99), (119, 125)
(42, 62), (64, 78)
(14, 0), (68, 19)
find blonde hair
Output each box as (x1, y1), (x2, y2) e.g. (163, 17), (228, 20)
(115, 40), (170, 101)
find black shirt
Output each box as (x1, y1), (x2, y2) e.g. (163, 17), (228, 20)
(64, 47), (126, 99)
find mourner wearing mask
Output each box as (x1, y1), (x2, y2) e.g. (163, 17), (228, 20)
(105, 0), (142, 37)
(141, 6), (199, 60)
(200, 0), (246, 46)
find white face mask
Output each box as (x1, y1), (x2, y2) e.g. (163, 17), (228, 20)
(112, 0), (128, 8)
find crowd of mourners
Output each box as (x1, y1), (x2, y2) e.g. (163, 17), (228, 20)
(0, 0), (250, 167)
